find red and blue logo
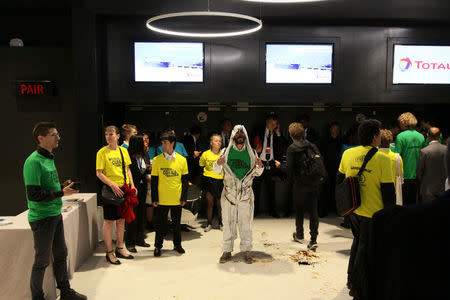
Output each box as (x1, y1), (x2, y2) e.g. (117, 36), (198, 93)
(399, 57), (412, 71)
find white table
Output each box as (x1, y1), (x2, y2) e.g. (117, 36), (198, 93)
(0, 193), (98, 300)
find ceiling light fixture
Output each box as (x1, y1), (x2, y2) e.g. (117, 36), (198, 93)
(146, 0), (262, 38)
(146, 11), (262, 38)
(244, 0), (326, 3)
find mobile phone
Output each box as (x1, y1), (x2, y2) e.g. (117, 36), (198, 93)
(71, 182), (81, 190)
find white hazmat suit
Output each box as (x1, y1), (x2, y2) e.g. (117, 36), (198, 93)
(213, 125), (264, 253)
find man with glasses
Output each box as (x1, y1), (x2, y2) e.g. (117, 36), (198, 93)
(23, 122), (87, 300)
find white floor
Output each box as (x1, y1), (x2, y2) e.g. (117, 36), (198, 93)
(70, 216), (353, 300)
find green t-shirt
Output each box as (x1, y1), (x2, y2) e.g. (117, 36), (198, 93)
(23, 151), (62, 222)
(394, 130), (424, 180)
(227, 147), (251, 180)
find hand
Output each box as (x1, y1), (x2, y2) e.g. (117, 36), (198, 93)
(63, 182), (79, 197)
(152, 202), (159, 207)
(255, 158), (263, 168)
(110, 184), (124, 197)
(193, 151), (201, 158)
(180, 201), (186, 207)
(274, 125), (281, 136)
(275, 160), (281, 168)
(255, 144), (262, 154)
(217, 155), (225, 166)
(132, 187), (138, 196)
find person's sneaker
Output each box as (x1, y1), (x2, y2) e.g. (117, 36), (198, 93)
(219, 252), (232, 263)
(307, 240), (318, 251)
(60, 288), (87, 300)
(174, 246), (185, 254)
(293, 232), (305, 243)
(154, 248), (161, 257)
(204, 224), (212, 232)
(244, 251), (253, 264)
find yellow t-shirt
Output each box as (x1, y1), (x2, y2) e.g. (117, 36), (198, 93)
(199, 149), (224, 180)
(96, 146), (131, 185)
(339, 146), (394, 218)
(379, 149), (404, 188)
(151, 153), (189, 205)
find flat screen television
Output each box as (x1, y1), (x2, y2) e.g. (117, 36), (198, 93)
(393, 45), (450, 84)
(134, 42), (204, 82)
(266, 44), (333, 84)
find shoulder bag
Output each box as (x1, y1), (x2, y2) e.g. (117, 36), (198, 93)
(336, 147), (377, 216)
(101, 147), (127, 206)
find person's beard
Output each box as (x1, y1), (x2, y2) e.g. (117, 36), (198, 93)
(234, 136), (245, 145)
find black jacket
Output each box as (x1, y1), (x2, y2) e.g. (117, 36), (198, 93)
(280, 139), (320, 184)
(369, 190), (450, 300)
(252, 129), (288, 162)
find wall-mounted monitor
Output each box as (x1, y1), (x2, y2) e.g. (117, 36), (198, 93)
(266, 44), (333, 84)
(134, 42), (204, 82)
(393, 45), (450, 84)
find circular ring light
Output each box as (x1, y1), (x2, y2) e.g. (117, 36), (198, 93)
(146, 11), (262, 38)
(244, 0), (326, 2)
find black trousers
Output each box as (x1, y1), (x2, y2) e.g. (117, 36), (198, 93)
(402, 179), (418, 205)
(253, 170), (276, 215)
(348, 213), (372, 300)
(154, 205), (182, 249)
(125, 182), (147, 246)
(293, 184), (319, 240)
(29, 214), (70, 300)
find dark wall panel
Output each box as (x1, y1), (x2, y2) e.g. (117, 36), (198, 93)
(105, 17), (450, 104)
(0, 47), (77, 216)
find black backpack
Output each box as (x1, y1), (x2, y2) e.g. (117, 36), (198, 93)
(296, 144), (327, 185)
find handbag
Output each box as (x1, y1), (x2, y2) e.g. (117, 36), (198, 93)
(101, 147), (127, 206)
(336, 147), (377, 216)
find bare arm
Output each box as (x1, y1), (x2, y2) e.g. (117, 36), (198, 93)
(96, 169), (124, 197)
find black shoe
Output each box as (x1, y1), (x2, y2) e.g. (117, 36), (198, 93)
(154, 248), (161, 257)
(126, 245), (137, 253)
(271, 212), (281, 218)
(136, 240), (150, 247)
(105, 250), (120, 265)
(174, 245), (185, 254)
(115, 247), (134, 259)
(219, 252), (232, 263)
(340, 222), (351, 229)
(61, 288), (87, 300)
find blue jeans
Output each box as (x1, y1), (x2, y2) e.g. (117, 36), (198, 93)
(29, 214), (70, 300)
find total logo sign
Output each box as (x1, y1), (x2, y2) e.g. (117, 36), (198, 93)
(399, 57), (450, 72)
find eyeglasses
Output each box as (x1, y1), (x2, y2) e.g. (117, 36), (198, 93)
(48, 133), (60, 137)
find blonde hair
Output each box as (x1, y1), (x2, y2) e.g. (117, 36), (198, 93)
(121, 124), (137, 139)
(288, 122), (305, 140)
(105, 125), (120, 134)
(380, 129), (393, 148)
(398, 112), (418, 129)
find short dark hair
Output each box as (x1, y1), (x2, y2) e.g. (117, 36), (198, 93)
(266, 114), (278, 122)
(191, 125), (201, 135)
(33, 122), (56, 144)
(160, 130), (176, 144)
(358, 119), (381, 146)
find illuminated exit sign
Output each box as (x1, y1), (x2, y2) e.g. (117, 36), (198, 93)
(16, 81), (55, 96)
